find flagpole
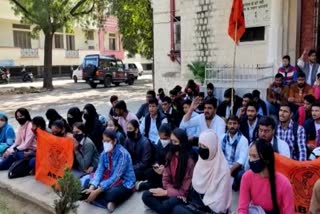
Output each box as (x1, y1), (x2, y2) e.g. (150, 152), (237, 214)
(231, 21), (238, 116)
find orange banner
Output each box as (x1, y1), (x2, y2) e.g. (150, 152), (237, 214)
(228, 0), (246, 43)
(275, 154), (320, 213)
(35, 129), (74, 186)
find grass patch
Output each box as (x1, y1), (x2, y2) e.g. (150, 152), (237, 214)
(0, 195), (14, 214)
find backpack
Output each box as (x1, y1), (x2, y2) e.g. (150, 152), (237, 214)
(8, 158), (31, 179)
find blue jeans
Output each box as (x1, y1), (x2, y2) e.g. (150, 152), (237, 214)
(0, 151), (25, 170)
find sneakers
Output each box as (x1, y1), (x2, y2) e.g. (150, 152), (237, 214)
(107, 202), (115, 213)
(135, 180), (148, 191)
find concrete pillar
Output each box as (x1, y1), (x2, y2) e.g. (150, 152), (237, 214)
(267, 0), (284, 67)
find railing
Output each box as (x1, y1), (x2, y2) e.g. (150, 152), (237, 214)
(205, 64), (275, 89)
(20, 48), (39, 58)
(65, 50), (79, 58)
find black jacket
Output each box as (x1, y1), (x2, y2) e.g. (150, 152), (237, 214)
(162, 107), (183, 129)
(217, 96), (243, 118)
(240, 116), (260, 144)
(304, 119), (316, 141)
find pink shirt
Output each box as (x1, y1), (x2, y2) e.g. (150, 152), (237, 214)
(238, 170), (294, 214)
(118, 112), (139, 134)
(9, 121), (36, 151)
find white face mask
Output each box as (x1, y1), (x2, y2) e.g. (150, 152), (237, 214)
(0, 121), (5, 128)
(103, 142), (113, 153)
(160, 139), (170, 148)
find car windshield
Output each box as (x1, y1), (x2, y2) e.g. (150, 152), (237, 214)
(84, 58), (98, 67)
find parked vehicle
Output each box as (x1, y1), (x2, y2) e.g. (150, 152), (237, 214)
(0, 67), (10, 84)
(21, 67), (33, 82)
(82, 54), (135, 89)
(134, 62), (144, 76)
(72, 64), (83, 83)
(124, 63), (139, 79)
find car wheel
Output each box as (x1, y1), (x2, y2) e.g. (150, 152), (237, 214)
(114, 82), (120, 86)
(73, 75), (78, 83)
(128, 76), (134, 85)
(104, 76), (112, 88)
(89, 82), (97, 88)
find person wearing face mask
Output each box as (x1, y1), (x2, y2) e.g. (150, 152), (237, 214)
(81, 130), (136, 212)
(83, 104), (105, 153)
(72, 122), (99, 177)
(136, 124), (172, 191)
(45, 108), (68, 131)
(172, 130), (232, 214)
(66, 107), (83, 130)
(288, 72), (313, 108)
(221, 115), (249, 191)
(142, 128), (195, 214)
(51, 120), (73, 138)
(238, 139), (294, 214)
(0, 112), (15, 157)
(106, 119), (126, 146)
(123, 120), (152, 181)
(0, 108), (35, 170)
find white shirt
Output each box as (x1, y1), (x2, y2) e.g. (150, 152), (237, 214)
(271, 137), (291, 158)
(315, 122), (320, 140)
(247, 118), (258, 142)
(183, 114), (226, 140)
(225, 106), (231, 119)
(297, 59), (320, 85)
(221, 133), (249, 168)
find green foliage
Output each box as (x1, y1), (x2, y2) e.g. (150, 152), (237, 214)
(110, 0), (153, 58)
(52, 168), (81, 214)
(187, 61), (206, 82)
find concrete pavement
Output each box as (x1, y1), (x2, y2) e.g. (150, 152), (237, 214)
(0, 74), (239, 213)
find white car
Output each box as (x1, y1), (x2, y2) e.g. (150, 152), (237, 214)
(133, 62), (144, 76)
(123, 62), (144, 79)
(72, 64), (83, 83)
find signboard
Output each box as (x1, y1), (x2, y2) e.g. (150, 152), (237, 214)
(243, 0), (270, 27)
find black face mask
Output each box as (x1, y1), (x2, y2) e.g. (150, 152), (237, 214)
(67, 118), (75, 126)
(17, 118), (27, 126)
(127, 131), (136, 140)
(55, 132), (64, 137)
(73, 133), (84, 142)
(198, 147), (210, 160)
(170, 144), (181, 153)
(249, 159), (265, 173)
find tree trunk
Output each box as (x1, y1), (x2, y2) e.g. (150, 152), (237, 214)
(43, 33), (54, 89)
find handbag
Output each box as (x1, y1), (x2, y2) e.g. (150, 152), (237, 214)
(8, 158), (31, 179)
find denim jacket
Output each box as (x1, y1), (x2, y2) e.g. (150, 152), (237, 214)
(90, 144), (136, 191)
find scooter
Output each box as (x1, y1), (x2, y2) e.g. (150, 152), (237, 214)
(21, 67), (33, 82)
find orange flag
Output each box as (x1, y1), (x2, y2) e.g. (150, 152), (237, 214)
(35, 129), (74, 187)
(228, 0), (246, 43)
(275, 154), (320, 214)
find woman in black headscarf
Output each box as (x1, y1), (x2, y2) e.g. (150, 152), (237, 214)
(67, 107), (83, 129)
(83, 104), (104, 152)
(45, 109), (68, 131)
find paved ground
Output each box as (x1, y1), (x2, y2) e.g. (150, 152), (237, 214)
(0, 74), (239, 213)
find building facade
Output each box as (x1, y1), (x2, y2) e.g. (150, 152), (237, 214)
(0, 0), (124, 68)
(153, 0), (316, 94)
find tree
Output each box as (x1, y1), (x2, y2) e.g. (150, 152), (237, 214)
(9, 0), (101, 89)
(110, 0), (153, 59)
(52, 168), (81, 214)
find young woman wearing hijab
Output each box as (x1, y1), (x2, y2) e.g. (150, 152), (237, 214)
(142, 128), (195, 214)
(106, 119), (126, 146)
(67, 107), (83, 130)
(45, 108), (68, 131)
(83, 104), (104, 153)
(0, 112), (15, 156)
(172, 130), (232, 214)
(81, 130), (136, 213)
(123, 119), (152, 181)
(0, 108), (35, 170)
(72, 122), (99, 177)
(238, 139), (294, 214)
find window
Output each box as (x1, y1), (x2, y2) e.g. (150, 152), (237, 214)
(66, 35), (75, 50)
(87, 30), (94, 40)
(174, 16), (181, 51)
(13, 24), (31, 49)
(13, 31), (31, 48)
(109, 33), (117, 51)
(240, 27), (265, 42)
(88, 45), (95, 50)
(54, 34), (64, 49)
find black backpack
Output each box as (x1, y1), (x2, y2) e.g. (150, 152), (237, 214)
(8, 158), (31, 179)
